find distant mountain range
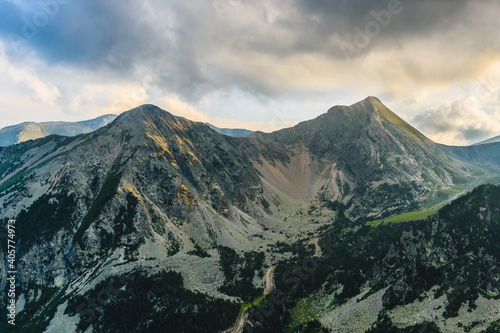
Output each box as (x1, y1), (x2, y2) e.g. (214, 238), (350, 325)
(1, 97), (500, 332)
(205, 123), (255, 137)
(0, 114), (117, 147)
(0, 115), (256, 148)
(472, 134), (500, 146)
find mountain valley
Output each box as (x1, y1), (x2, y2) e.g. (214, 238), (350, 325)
(1, 97), (500, 332)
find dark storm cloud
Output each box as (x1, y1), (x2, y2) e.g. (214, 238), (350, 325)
(2, 1), (164, 68)
(278, 0), (493, 60)
(0, 0), (216, 99)
(295, 0), (470, 33)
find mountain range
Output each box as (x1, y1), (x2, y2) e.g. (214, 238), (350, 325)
(472, 135), (500, 146)
(0, 114), (117, 147)
(1, 97), (500, 332)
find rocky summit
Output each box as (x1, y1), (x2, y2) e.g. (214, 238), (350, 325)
(1, 98), (500, 332)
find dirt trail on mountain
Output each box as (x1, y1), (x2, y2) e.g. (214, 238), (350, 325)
(224, 235), (321, 333)
(224, 237), (322, 333)
(224, 265), (276, 333)
(225, 309), (249, 333)
(311, 237), (322, 257)
(264, 265), (276, 294)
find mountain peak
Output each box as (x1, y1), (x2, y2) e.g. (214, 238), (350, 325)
(326, 96), (382, 115)
(270, 95), (446, 177)
(117, 104), (175, 121)
(109, 104), (179, 133)
(367, 95), (381, 102)
(338, 96), (382, 107)
(321, 98), (378, 127)
(362, 96), (385, 111)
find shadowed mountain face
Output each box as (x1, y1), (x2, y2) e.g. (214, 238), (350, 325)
(0, 99), (499, 331)
(1, 105), (265, 254)
(0, 114), (117, 147)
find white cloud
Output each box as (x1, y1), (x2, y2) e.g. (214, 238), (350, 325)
(412, 98), (500, 146)
(159, 95), (210, 122)
(0, 45), (61, 106)
(155, 93), (299, 132)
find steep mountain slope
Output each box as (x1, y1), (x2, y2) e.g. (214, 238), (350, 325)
(0, 104), (274, 266)
(0, 105), (281, 331)
(250, 97), (485, 219)
(206, 123), (255, 137)
(0, 114), (117, 147)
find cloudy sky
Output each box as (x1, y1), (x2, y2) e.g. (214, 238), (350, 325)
(0, 0), (499, 145)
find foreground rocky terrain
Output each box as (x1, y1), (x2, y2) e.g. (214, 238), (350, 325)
(1, 97), (500, 332)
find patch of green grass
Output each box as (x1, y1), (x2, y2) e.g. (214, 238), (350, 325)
(366, 206), (440, 227)
(367, 176), (500, 228)
(423, 188), (458, 209)
(241, 294), (267, 310)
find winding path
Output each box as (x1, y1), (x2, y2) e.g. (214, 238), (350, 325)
(263, 265), (276, 294)
(223, 265), (276, 333)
